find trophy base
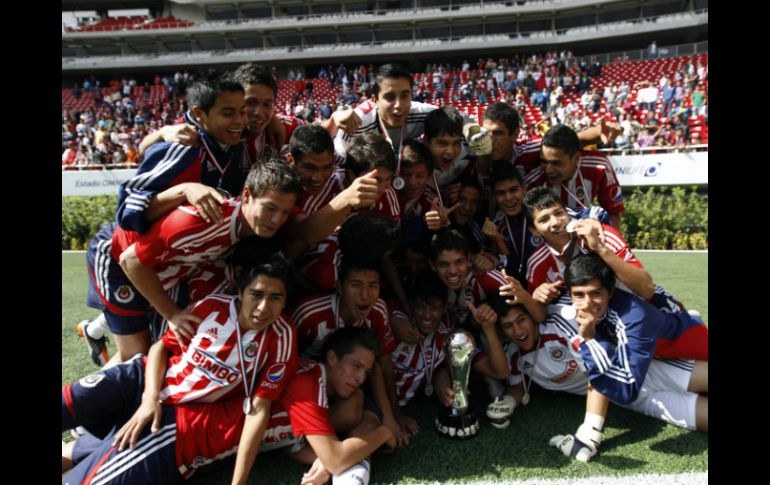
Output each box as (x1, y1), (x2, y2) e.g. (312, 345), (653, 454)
(435, 408), (480, 440)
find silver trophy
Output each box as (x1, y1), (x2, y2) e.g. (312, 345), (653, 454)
(435, 329), (480, 440)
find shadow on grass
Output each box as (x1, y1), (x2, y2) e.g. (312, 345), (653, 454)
(649, 432), (708, 456)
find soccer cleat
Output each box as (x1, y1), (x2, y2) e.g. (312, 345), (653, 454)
(76, 320), (110, 367)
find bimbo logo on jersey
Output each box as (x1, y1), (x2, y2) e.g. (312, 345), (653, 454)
(267, 363), (287, 383)
(191, 349), (240, 385)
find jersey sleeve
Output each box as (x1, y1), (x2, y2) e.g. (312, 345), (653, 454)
(596, 162), (625, 215)
(115, 142), (201, 233)
(371, 300), (398, 356)
(602, 225), (643, 268)
(284, 369), (336, 437)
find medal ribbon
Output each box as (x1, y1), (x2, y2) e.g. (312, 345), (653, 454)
(235, 319), (268, 407)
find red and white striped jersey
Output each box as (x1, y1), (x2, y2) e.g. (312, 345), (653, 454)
(367, 186), (401, 222)
(298, 171), (346, 215)
(174, 361), (329, 478)
(523, 150), (625, 216)
(447, 269), (508, 328)
(111, 199), (242, 291)
(526, 224), (642, 294)
(159, 294), (298, 404)
(511, 137), (542, 176)
(291, 293), (398, 359)
(503, 319), (587, 395)
(390, 328), (449, 406)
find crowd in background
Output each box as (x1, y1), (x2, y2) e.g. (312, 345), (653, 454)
(62, 51), (707, 169)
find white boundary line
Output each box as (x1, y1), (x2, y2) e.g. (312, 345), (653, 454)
(402, 471), (708, 485)
(62, 250), (87, 254)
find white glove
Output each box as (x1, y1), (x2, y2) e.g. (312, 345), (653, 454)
(332, 459), (370, 485)
(486, 395), (516, 429)
(466, 125), (492, 156)
(549, 423), (603, 462)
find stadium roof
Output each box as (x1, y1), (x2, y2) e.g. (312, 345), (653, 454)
(62, 0), (162, 12)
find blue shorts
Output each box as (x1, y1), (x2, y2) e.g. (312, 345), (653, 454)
(61, 355), (183, 484)
(62, 354), (147, 437)
(86, 222), (151, 335)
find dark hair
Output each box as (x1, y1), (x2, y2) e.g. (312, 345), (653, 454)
(233, 63), (278, 98)
(489, 162), (524, 191)
(523, 187), (564, 220)
(235, 252), (295, 302)
(565, 254), (616, 294)
(410, 269), (447, 305)
(373, 63), (414, 97)
(321, 326), (381, 363)
(289, 124), (334, 162)
(424, 106), (464, 141)
(458, 174), (482, 193)
(245, 159), (303, 198)
(346, 133), (397, 176)
(486, 292), (527, 324)
(542, 124), (580, 157)
(482, 102), (520, 135)
(339, 212), (400, 262)
(429, 228), (469, 262)
(401, 139), (434, 172)
(186, 69), (244, 114)
(338, 257), (382, 285)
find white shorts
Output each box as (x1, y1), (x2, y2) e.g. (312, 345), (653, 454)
(621, 358), (699, 430)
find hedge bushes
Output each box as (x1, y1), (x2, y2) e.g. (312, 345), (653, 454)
(62, 195), (117, 250)
(620, 186), (708, 250)
(61, 187), (708, 250)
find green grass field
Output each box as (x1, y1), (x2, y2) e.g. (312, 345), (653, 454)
(61, 251), (707, 484)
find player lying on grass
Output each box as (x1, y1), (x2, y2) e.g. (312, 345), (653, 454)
(486, 254), (707, 463)
(523, 187), (707, 360)
(62, 326), (394, 484)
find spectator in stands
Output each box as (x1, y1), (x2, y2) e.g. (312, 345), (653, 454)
(62, 141), (77, 168)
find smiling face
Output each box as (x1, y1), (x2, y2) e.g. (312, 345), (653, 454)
(569, 278), (611, 319)
(338, 269), (381, 322)
(376, 77), (412, 128)
(194, 90), (246, 146)
(237, 274), (287, 332)
(530, 203), (572, 248)
(430, 249), (469, 290)
(294, 150), (335, 196)
(498, 306), (539, 352)
(412, 295), (445, 336)
(540, 145), (579, 184)
(243, 83), (276, 135)
(239, 188), (298, 238)
(326, 344), (375, 399)
(493, 178), (525, 217)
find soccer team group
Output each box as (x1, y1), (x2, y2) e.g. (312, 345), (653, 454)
(61, 62), (708, 485)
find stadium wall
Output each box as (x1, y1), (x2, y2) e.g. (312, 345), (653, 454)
(61, 152), (708, 196)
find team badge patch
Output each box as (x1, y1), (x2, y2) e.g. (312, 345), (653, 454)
(550, 347), (565, 361)
(531, 234), (543, 246)
(245, 343), (257, 359)
(575, 186), (586, 201)
(79, 372), (106, 388)
(267, 363), (287, 382)
(114, 285), (135, 304)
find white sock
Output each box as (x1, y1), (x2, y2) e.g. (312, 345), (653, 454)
(332, 459), (370, 485)
(584, 412), (605, 431)
(86, 314), (108, 339)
